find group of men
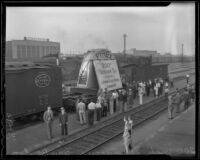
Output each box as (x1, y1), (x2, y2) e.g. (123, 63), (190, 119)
(75, 88), (121, 127)
(168, 83), (195, 119)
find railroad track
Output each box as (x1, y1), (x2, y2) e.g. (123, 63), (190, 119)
(29, 83), (194, 155)
(169, 68), (195, 74)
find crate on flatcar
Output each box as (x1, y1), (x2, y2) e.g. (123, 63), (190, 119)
(5, 63), (63, 119)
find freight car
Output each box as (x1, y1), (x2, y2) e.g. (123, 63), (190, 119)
(5, 62), (63, 119)
(152, 56), (194, 63)
(119, 60), (168, 83)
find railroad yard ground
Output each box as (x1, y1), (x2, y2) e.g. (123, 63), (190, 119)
(6, 62), (195, 155)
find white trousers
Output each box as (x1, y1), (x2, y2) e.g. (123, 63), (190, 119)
(139, 95), (143, 105)
(79, 111), (86, 124)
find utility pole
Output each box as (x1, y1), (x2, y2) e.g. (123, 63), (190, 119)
(123, 34), (127, 58)
(182, 44), (184, 63)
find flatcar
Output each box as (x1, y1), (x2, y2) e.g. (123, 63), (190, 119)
(5, 63), (63, 119)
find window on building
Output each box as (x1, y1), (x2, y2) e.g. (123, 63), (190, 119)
(17, 45), (21, 59)
(46, 46), (50, 55)
(31, 46), (35, 57)
(42, 46), (45, 57)
(21, 45), (26, 58)
(36, 46), (40, 58)
(27, 46), (31, 58)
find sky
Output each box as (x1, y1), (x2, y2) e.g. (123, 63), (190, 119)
(6, 3), (195, 56)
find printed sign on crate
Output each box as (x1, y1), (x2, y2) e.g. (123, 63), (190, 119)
(93, 60), (122, 91)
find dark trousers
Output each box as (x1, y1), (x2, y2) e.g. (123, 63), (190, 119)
(107, 100), (110, 112)
(158, 88), (161, 96)
(171, 82), (174, 87)
(184, 100), (189, 110)
(102, 106), (107, 117)
(160, 87), (163, 95)
(113, 99), (117, 112)
(96, 108), (101, 121)
(88, 109), (94, 126)
(122, 101), (126, 112)
(147, 88), (150, 96)
(176, 103), (180, 112)
(61, 124), (68, 136)
(153, 88), (155, 97)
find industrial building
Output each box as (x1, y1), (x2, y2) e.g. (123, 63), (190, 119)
(126, 48), (160, 56)
(6, 37), (60, 61)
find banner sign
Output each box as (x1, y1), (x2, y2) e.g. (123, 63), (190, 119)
(93, 60), (122, 91)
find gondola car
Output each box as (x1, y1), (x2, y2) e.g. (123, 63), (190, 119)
(5, 63), (62, 119)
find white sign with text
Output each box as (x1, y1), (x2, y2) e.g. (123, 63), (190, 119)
(93, 60), (122, 91)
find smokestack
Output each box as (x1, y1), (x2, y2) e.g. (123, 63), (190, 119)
(123, 34), (127, 58)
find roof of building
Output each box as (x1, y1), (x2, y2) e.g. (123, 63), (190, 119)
(5, 61), (56, 71)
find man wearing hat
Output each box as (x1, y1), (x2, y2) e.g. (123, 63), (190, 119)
(59, 107), (68, 136)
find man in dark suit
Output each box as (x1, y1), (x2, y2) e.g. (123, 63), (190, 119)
(59, 107), (68, 136)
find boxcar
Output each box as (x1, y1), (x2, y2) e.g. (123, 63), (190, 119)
(120, 63), (168, 83)
(5, 63), (62, 119)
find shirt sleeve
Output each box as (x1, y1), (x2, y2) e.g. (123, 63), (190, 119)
(43, 112), (47, 122)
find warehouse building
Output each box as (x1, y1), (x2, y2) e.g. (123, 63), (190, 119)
(126, 48), (160, 56)
(6, 37), (60, 61)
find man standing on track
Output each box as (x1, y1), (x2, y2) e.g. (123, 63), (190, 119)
(43, 106), (54, 140)
(59, 107), (68, 136)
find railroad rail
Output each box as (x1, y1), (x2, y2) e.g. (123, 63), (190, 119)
(29, 83), (194, 155)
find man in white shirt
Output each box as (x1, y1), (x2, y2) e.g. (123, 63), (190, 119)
(112, 90), (119, 113)
(157, 82), (161, 97)
(87, 100), (96, 126)
(77, 99), (86, 125)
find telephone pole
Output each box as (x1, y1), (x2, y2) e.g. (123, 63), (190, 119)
(123, 34), (127, 58)
(182, 44), (184, 63)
